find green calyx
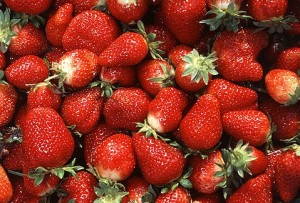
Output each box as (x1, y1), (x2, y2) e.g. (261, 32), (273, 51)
(13, 12), (46, 28)
(253, 15), (298, 34)
(0, 70), (8, 84)
(136, 119), (160, 140)
(147, 62), (175, 88)
(200, 0), (252, 32)
(45, 62), (67, 93)
(285, 86), (300, 106)
(94, 179), (128, 203)
(90, 80), (115, 98)
(182, 49), (218, 85)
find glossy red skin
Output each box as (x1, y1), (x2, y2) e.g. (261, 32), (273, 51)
(259, 97), (300, 140)
(0, 164), (13, 203)
(168, 45), (193, 67)
(5, 55), (49, 90)
(58, 171), (98, 203)
(2, 143), (23, 171)
(213, 29), (268, 82)
(206, 78), (258, 114)
(9, 23), (49, 56)
(137, 59), (174, 96)
(227, 174), (272, 203)
(62, 10), (120, 55)
(161, 0), (207, 45)
(99, 66), (136, 87)
(72, 0), (101, 15)
(132, 132), (185, 185)
(0, 83), (18, 127)
(53, 0), (72, 9)
(264, 149), (282, 195)
(147, 87), (188, 133)
(274, 47), (300, 72)
(61, 87), (103, 134)
(0, 52), (6, 70)
(192, 192), (223, 203)
(275, 150), (300, 203)
(155, 186), (191, 203)
(179, 94), (222, 151)
(247, 0), (288, 21)
(4, 0), (52, 14)
(45, 3), (74, 47)
(44, 47), (65, 64)
(121, 176), (149, 203)
(14, 105), (28, 129)
(107, 0), (149, 24)
(189, 151), (224, 194)
(247, 146), (268, 175)
(10, 178), (40, 203)
(93, 134), (136, 181)
(21, 107), (74, 169)
(222, 110), (270, 147)
(98, 32), (148, 67)
(103, 87), (151, 131)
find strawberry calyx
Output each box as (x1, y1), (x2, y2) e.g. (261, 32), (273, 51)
(12, 12), (46, 28)
(147, 62), (175, 88)
(181, 49), (218, 85)
(200, 0), (252, 32)
(141, 185), (156, 203)
(281, 143), (300, 156)
(136, 119), (161, 140)
(0, 70), (8, 84)
(91, 0), (108, 12)
(45, 62), (68, 93)
(90, 80), (115, 98)
(285, 86), (300, 106)
(265, 122), (277, 153)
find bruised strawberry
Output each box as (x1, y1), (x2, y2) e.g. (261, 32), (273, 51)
(155, 186), (191, 203)
(0, 164), (13, 203)
(121, 176), (149, 203)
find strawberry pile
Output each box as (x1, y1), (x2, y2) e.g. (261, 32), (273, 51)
(0, 0), (300, 202)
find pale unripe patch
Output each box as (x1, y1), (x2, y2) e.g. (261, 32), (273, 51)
(96, 164), (122, 181)
(117, 0), (137, 7)
(60, 57), (74, 85)
(147, 113), (164, 133)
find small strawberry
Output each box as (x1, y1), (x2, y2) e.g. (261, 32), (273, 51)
(0, 52), (6, 70)
(155, 186), (191, 203)
(265, 69), (300, 106)
(121, 176), (150, 203)
(168, 45), (193, 68)
(274, 47), (300, 73)
(4, 0), (52, 14)
(179, 94), (222, 151)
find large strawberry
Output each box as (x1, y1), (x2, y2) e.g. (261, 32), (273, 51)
(4, 0), (52, 14)
(155, 186), (191, 203)
(0, 164), (13, 203)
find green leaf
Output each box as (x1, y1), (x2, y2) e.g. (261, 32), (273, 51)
(179, 178), (193, 189)
(160, 187), (169, 194)
(67, 199), (76, 203)
(34, 174), (45, 186)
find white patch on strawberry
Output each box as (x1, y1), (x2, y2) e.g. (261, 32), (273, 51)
(147, 113), (164, 133)
(96, 164), (122, 181)
(60, 57), (74, 85)
(117, 0), (137, 7)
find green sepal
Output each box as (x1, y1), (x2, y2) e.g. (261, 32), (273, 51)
(67, 199), (76, 203)
(89, 80), (115, 98)
(147, 62), (175, 88)
(141, 185), (156, 203)
(13, 12), (46, 28)
(285, 86), (300, 106)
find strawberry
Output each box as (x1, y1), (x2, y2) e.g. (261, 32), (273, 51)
(45, 3), (74, 47)
(222, 110), (271, 147)
(58, 171), (98, 203)
(192, 192), (222, 203)
(179, 94), (222, 151)
(4, 0), (52, 14)
(60, 87), (103, 134)
(0, 52), (6, 70)
(0, 164), (13, 203)
(103, 87), (151, 131)
(205, 78), (258, 114)
(212, 28), (268, 82)
(62, 10), (120, 55)
(107, 0), (149, 24)
(2, 143), (23, 171)
(132, 132), (185, 185)
(168, 45), (193, 68)
(264, 149), (282, 195)
(265, 69), (300, 106)
(137, 59), (174, 96)
(93, 133), (136, 181)
(10, 177), (40, 203)
(5, 55), (49, 90)
(155, 186), (191, 203)
(161, 0), (207, 45)
(246, 146), (268, 175)
(99, 66), (136, 88)
(146, 87), (188, 134)
(275, 148), (300, 202)
(121, 176), (149, 203)
(44, 47), (65, 64)
(274, 47), (300, 73)
(227, 174), (272, 203)
(71, 0), (105, 15)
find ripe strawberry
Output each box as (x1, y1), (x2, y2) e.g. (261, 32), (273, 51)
(2, 143), (23, 171)
(205, 78), (258, 114)
(103, 87), (151, 131)
(137, 59), (174, 96)
(60, 87), (103, 134)
(161, 0), (207, 45)
(132, 132), (185, 185)
(192, 192), (222, 203)
(247, 146), (268, 175)
(275, 148), (300, 202)
(274, 47), (300, 73)
(227, 174), (272, 203)
(155, 186), (191, 203)
(99, 66), (136, 88)
(146, 87), (188, 133)
(62, 10), (120, 55)
(0, 52), (6, 70)
(0, 164), (13, 203)
(179, 94), (222, 151)
(5, 55), (49, 90)
(10, 177), (40, 203)
(222, 110), (271, 147)
(265, 69), (300, 106)
(4, 0), (52, 14)
(71, 0), (106, 15)
(44, 47), (65, 64)
(168, 45), (193, 68)
(107, 0), (149, 24)
(264, 149), (282, 194)
(58, 171), (98, 203)
(121, 176), (149, 203)
(45, 3), (74, 47)
(212, 28), (268, 82)
(93, 133), (136, 181)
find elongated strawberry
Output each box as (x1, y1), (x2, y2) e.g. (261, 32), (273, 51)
(155, 186), (191, 203)
(4, 0), (52, 14)
(132, 132), (185, 185)
(0, 164), (13, 203)
(121, 176), (150, 203)
(274, 47), (300, 72)
(205, 78), (258, 114)
(179, 94), (222, 151)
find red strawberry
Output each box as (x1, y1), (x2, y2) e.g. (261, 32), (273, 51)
(179, 94), (222, 151)
(107, 0), (149, 24)
(132, 132), (185, 185)
(274, 47), (300, 73)
(212, 28), (268, 82)
(103, 87), (151, 131)
(155, 186), (191, 203)
(2, 143), (23, 171)
(222, 110), (271, 147)
(0, 164), (13, 203)
(99, 66), (136, 88)
(168, 45), (193, 67)
(4, 0), (52, 14)
(265, 69), (300, 106)
(71, 0), (105, 15)
(227, 174), (272, 203)
(5, 55), (49, 90)
(121, 176), (149, 203)
(44, 47), (65, 64)
(10, 177), (40, 203)
(0, 52), (6, 70)
(93, 133), (136, 181)
(264, 149), (282, 194)
(60, 87), (103, 134)
(62, 10), (120, 55)
(58, 171), (98, 203)
(247, 146), (268, 175)
(192, 192), (222, 203)
(161, 0), (207, 45)
(146, 87), (188, 133)
(45, 3), (74, 47)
